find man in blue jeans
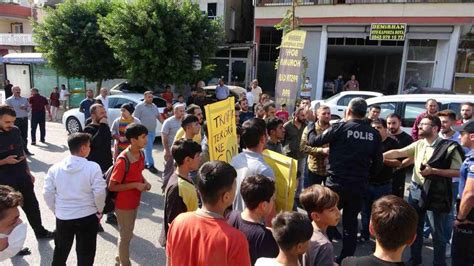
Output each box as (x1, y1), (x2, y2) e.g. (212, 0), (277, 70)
(384, 115), (463, 266)
(133, 91), (161, 174)
(360, 118), (400, 242)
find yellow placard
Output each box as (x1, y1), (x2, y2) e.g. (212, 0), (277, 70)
(204, 97), (238, 163)
(281, 30), (307, 49)
(262, 149), (298, 212)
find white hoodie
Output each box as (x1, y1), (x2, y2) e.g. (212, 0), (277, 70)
(43, 155), (106, 220)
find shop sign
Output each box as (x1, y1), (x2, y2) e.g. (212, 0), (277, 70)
(370, 23), (407, 41)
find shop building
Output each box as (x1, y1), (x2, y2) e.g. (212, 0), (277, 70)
(255, 1), (474, 99)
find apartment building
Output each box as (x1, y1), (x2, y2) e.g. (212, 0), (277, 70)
(255, 0), (474, 98)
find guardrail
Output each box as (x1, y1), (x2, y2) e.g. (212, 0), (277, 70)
(257, 0), (473, 6)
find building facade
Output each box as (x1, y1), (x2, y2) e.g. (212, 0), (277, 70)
(255, 1), (474, 99)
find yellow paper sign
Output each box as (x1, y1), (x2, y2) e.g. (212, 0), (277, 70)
(281, 30), (307, 49)
(204, 97), (238, 163)
(370, 23), (406, 41)
(262, 149), (298, 212)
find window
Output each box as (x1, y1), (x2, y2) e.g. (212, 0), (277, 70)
(377, 102), (397, 120)
(207, 3), (217, 19)
(11, 23), (23, 34)
(107, 98), (118, 109)
(111, 98), (134, 109)
(402, 102), (426, 128)
(152, 97), (167, 108)
(337, 95), (357, 106)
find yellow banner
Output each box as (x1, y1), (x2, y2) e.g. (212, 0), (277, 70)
(204, 97), (238, 163)
(262, 149), (298, 212)
(281, 30), (307, 49)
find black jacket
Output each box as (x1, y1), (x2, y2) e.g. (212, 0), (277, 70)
(83, 122), (113, 173)
(308, 119), (383, 189)
(421, 139), (465, 213)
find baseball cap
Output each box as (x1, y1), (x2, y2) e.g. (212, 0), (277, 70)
(453, 119), (474, 133)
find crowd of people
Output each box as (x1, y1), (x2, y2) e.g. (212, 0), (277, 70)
(0, 79), (473, 266)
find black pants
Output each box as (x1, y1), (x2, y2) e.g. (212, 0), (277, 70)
(328, 184), (363, 264)
(31, 112), (46, 143)
(452, 223), (474, 266)
(392, 170), (406, 198)
(1, 177), (46, 235)
(14, 117), (29, 152)
(307, 170), (327, 187)
(53, 214), (99, 266)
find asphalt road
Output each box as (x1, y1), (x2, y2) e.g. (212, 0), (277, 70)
(4, 121), (442, 265)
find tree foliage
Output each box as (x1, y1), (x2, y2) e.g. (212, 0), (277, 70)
(33, 0), (121, 90)
(99, 0), (223, 86)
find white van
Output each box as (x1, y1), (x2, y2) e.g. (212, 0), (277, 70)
(366, 94), (474, 134)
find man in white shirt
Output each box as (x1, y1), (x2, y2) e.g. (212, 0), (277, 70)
(231, 118), (275, 211)
(251, 79), (262, 104)
(43, 132), (106, 265)
(95, 88), (109, 112)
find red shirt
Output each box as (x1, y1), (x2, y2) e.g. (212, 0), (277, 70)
(50, 92), (60, 107)
(29, 94), (49, 113)
(111, 149), (145, 210)
(162, 91), (173, 103)
(276, 110), (289, 122)
(167, 211), (251, 266)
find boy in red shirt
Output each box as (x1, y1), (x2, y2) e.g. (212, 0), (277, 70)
(275, 104), (289, 123)
(166, 161), (251, 266)
(108, 123), (151, 266)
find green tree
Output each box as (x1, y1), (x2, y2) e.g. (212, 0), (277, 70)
(33, 0), (121, 94)
(99, 0), (223, 86)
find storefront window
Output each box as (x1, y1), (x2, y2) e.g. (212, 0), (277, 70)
(454, 34), (474, 94)
(404, 39), (437, 91)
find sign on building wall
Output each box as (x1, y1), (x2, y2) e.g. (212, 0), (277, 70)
(370, 23), (407, 41)
(204, 97), (238, 163)
(274, 30), (307, 113)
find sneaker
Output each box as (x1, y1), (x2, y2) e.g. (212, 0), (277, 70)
(31, 142), (36, 146)
(147, 166), (159, 174)
(25, 150), (34, 156)
(446, 243), (451, 258)
(16, 247), (31, 256)
(106, 214), (118, 225)
(40, 140), (46, 143)
(35, 230), (55, 240)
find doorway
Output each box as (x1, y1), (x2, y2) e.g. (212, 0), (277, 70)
(324, 38), (404, 97)
(5, 64), (31, 97)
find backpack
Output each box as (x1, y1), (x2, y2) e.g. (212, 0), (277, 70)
(103, 155), (131, 214)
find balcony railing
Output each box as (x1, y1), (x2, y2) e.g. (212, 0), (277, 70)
(257, 0), (474, 6)
(0, 34), (35, 46)
(0, 0), (20, 4)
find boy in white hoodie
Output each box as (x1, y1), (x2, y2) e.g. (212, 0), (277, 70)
(43, 132), (106, 265)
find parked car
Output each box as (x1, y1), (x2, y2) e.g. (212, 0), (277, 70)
(202, 85), (246, 102)
(110, 81), (165, 95)
(366, 93), (474, 134)
(62, 93), (167, 136)
(311, 91), (383, 119)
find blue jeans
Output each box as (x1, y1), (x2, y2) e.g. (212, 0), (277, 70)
(408, 183), (448, 266)
(360, 182), (392, 239)
(144, 132), (155, 167)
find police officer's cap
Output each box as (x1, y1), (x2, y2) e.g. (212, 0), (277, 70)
(453, 119), (474, 133)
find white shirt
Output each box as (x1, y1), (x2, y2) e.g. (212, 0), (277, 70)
(230, 150), (275, 211)
(251, 86), (262, 104)
(43, 155), (106, 220)
(246, 92), (255, 107)
(59, 89), (69, 100)
(96, 95), (109, 111)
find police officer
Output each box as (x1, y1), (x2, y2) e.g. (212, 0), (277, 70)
(452, 120), (474, 266)
(307, 97), (383, 263)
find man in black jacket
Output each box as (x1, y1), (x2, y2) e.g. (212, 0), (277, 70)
(83, 103), (115, 226)
(308, 98), (383, 263)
